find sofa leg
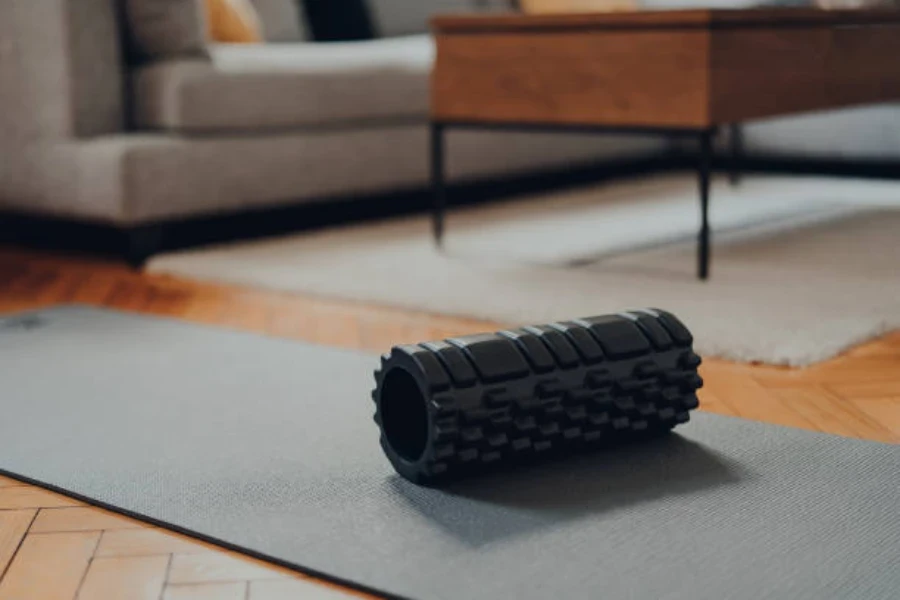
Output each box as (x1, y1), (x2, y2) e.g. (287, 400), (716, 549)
(125, 224), (165, 268)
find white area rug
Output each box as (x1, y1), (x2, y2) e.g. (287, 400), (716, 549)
(149, 175), (900, 366)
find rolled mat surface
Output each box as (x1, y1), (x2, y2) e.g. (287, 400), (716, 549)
(0, 306), (897, 600)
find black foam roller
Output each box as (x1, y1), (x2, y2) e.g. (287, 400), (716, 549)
(372, 309), (703, 485)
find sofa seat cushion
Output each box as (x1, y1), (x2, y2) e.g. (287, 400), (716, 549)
(133, 35), (433, 132)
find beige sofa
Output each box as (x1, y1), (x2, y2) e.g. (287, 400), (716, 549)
(0, 1), (664, 228)
(1, 0), (898, 261)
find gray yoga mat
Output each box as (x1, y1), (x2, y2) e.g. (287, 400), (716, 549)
(1, 306), (898, 600)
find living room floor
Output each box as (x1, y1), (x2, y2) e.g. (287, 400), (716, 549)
(0, 246), (898, 600)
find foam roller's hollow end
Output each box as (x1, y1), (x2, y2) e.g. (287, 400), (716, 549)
(379, 368), (429, 463)
(373, 309), (703, 485)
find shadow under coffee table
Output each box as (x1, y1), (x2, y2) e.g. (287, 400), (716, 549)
(429, 8), (900, 279)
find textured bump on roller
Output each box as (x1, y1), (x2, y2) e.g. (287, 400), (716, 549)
(372, 309), (702, 484)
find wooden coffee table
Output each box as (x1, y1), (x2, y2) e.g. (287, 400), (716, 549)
(429, 8), (900, 279)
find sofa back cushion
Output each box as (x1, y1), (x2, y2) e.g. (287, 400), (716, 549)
(0, 0), (126, 139)
(123, 0), (210, 63)
(250, 0), (307, 41)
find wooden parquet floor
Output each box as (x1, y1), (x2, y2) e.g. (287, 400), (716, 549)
(1, 246), (898, 600)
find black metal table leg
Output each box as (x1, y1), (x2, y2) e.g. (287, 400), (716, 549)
(431, 122), (446, 247)
(697, 129), (714, 280)
(729, 123), (743, 186)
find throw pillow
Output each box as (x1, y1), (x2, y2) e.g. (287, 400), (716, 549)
(123, 0), (210, 63)
(301, 0), (376, 41)
(205, 0), (264, 42)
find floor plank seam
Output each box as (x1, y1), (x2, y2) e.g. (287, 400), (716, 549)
(158, 554), (174, 600)
(103, 551), (183, 559)
(26, 530), (109, 537)
(71, 533), (103, 600)
(817, 385), (897, 442)
(0, 509), (39, 582)
(167, 574), (291, 587)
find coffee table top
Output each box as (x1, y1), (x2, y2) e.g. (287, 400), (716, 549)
(431, 6), (900, 128)
(433, 7), (900, 32)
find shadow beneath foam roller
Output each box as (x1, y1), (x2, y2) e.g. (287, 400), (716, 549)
(387, 434), (748, 548)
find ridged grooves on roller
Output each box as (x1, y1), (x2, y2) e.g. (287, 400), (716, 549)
(372, 309), (703, 485)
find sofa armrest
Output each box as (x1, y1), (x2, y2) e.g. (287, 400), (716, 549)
(0, 0), (126, 142)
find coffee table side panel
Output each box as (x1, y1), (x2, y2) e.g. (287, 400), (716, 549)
(828, 24), (900, 108)
(710, 24), (900, 124)
(432, 30), (711, 128)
